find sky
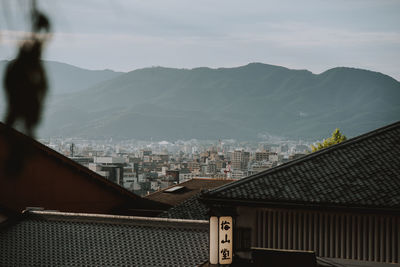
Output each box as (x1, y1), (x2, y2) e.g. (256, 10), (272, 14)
(1, 0), (400, 80)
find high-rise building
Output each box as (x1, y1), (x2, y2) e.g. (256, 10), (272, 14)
(254, 150), (269, 162)
(231, 150), (250, 171)
(89, 156), (125, 186)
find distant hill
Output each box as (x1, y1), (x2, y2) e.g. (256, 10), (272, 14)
(0, 60), (123, 127)
(0, 60), (124, 95)
(3, 62), (400, 140)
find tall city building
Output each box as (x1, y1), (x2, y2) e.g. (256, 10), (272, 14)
(231, 150), (250, 171)
(89, 157), (125, 186)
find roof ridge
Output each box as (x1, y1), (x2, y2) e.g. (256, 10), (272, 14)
(206, 121), (400, 196)
(192, 178), (235, 181)
(27, 210), (208, 224)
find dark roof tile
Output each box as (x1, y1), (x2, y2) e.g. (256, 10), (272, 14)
(203, 121), (400, 212)
(159, 193), (209, 220)
(0, 211), (209, 266)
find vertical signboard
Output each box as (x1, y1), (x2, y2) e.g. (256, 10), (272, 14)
(219, 216), (233, 264)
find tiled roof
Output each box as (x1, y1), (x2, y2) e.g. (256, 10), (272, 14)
(145, 178), (233, 207)
(0, 210), (209, 267)
(202, 121), (400, 212)
(160, 192), (209, 220)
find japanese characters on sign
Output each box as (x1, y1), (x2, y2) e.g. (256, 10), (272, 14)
(218, 216), (233, 264)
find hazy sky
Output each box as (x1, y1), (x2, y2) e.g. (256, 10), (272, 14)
(1, 0), (400, 80)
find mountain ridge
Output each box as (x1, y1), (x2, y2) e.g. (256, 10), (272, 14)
(0, 60), (124, 95)
(37, 62), (400, 140)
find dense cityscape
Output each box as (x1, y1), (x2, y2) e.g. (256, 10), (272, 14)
(40, 137), (312, 196)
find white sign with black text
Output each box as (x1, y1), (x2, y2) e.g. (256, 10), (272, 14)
(218, 216), (233, 264)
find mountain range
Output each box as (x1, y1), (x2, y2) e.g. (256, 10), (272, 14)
(1, 61), (399, 140)
(0, 60), (123, 95)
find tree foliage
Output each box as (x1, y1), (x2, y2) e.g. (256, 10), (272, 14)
(311, 128), (347, 152)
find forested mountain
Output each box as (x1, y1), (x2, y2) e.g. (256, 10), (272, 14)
(0, 60), (123, 95)
(4, 62), (399, 140)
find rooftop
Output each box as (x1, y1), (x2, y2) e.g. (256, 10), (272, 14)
(159, 192), (210, 220)
(0, 210), (209, 266)
(202, 121), (400, 213)
(146, 178), (233, 207)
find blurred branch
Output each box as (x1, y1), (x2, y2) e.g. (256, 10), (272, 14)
(2, 0), (51, 176)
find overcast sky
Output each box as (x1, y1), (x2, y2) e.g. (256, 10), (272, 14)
(1, 0), (399, 80)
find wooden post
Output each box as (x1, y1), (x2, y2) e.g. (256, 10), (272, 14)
(288, 211), (292, 250)
(352, 215), (356, 260)
(283, 211), (287, 249)
(209, 216), (219, 265)
(369, 216), (373, 261)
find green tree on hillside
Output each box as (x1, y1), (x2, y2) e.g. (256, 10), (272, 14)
(311, 128), (347, 152)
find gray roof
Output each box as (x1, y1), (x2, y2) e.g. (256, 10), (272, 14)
(0, 211), (209, 267)
(160, 192), (209, 220)
(202, 121), (400, 212)
(151, 179), (234, 220)
(145, 178), (233, 207)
